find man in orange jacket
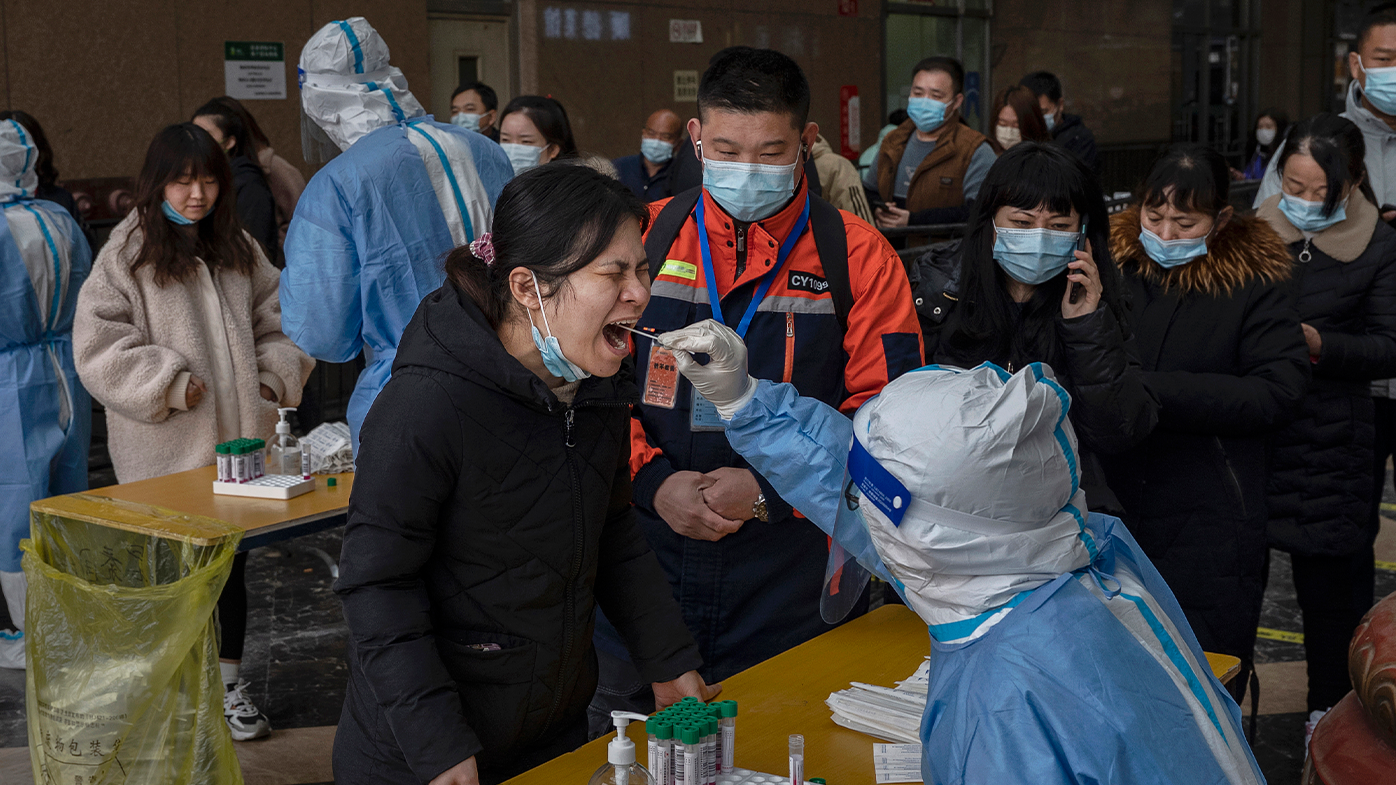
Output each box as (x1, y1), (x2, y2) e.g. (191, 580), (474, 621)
(589, 46), (923, 726)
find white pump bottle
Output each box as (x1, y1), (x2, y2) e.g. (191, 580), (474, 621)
(588, 711), (657, 785)
(266, 407), (303, 475)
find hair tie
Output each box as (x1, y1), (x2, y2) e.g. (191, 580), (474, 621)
(470, 232), (495, 266)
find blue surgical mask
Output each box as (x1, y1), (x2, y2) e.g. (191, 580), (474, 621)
(451, 112), (482, 132)
(907, 97), (949, 133)
(641, 137), (675, 164)
(528, 272), (590, 383)
(1279, 192), (1347, 233)
(162, 200), (198, 226)
(1139, 226), (1208, 268)
(502, 142), (545, 175)
(700, 142), (801, 223)
(1360, 57), (1396, 116)
(992, 226), (1081, 285)
(1043, 111), (1057, 132)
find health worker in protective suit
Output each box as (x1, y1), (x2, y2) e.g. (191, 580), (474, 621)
(0, 118), (92, 669)
(282, 17), (513, 452)
(659, 319), (1265, 785)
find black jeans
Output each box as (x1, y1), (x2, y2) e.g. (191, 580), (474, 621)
(1290, 545), (1376, 712)
(217, 551), (248, 661)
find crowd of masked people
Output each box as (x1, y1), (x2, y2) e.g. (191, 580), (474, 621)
(5, 8), (1396, 785)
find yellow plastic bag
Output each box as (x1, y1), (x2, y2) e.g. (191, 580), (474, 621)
(22, 494), (244, 785)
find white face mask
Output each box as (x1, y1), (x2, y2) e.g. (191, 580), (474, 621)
(1256, 127), (1276, 146)
(995, 126), (1022, 149)
(502, 142), (545, 174)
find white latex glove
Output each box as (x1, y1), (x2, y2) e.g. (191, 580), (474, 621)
(658, 320), (759, 420)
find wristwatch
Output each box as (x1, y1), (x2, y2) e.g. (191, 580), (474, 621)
(752, 493), (769, 523)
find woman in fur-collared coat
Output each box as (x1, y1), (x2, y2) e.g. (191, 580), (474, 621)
(1105, 145), (1310, 696)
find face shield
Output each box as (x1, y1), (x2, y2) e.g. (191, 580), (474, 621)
(823, 363), (1095, 636)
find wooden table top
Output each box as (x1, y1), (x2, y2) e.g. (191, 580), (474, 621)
(504, 605), (1244, 785)
(83, 465), (355, 538)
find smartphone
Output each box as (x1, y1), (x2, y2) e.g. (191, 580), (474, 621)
(1070, 216), (1089, 305)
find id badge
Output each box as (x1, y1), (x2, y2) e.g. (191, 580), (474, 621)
(643, 346), (679, 409)
(690, 387), (726, 432)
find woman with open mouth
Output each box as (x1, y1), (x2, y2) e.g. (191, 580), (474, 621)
(333, 162), (718, 785)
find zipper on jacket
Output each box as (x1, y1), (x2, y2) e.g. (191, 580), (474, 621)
(540, 398), (632, 735)
(734, 224), (748, 279)
(1298, 238), (1313, 264)
(1215, 436), (1247, 518)
(783, 312), (795, 383)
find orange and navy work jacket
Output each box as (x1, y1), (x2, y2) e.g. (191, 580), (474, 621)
(628, 182), (924, 519)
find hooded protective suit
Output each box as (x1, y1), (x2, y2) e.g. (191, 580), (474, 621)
(718, 363), (1265, 784)
(0, 118), (92, 656)
(282, 17), (513, 452)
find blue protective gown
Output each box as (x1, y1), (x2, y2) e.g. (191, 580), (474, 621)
(725, 379), (1265, 785)
(0, 199), (92, 572)
(280, 119), (512, 451)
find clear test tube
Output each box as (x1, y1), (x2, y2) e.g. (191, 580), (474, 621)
(252, 439), (266, 478)
(789, 734), (804, 785)
(703, 718), (717, 785)
(301, 447), (313, 479)
(232, 443), (247, 482)
(215, 443), (230, 482)
(646, 717), (660, 784)
(655, 720), (674, 785)
(680, 724), (701, 785)
(719, 701), (738, 772)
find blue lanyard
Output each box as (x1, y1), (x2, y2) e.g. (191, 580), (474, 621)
(695, 194), (810, 338)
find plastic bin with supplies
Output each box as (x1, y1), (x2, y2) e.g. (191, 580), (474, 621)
(22, 493), (244, 784)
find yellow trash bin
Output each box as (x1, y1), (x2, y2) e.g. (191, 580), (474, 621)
(23, 493), (244, 785)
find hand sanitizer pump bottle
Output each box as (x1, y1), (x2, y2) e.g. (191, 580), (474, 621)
(266, 408), (302, 475)
(589, 711), (657, 785)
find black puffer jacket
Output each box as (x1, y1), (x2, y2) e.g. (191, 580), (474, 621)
(1050, 113), (1099, 175)
(333, 283), (702, 784)
(1105, 207), (1309, 659)
(1258, 193), (1396, 556)
(909, 242), (1159, 511)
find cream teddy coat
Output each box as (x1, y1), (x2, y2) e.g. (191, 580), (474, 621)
(74, 213), (314, 483)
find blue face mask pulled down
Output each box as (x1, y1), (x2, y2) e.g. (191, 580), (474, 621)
(529, 272), (590, 383)
(700, 145), (800, 223)
(907, 97), (949, 133)
(1139, 226), (1208, 268)
(451, 112), (482, 132)
(641, 137), (675, 164)
(502, 142), (545, 175)
(1360, 57), (1396, 115)
(992, 226), (1081, 285)
(1279, 193), (1347, 233)
(162, 201), (198, 225)
(1044, 111), (1057, 132)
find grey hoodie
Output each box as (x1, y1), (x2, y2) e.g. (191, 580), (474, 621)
(1254, 80), (1396, 396)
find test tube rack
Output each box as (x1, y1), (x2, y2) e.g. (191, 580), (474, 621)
(717, 770), (815, 785)
(213, 474), (316, 500)
(212, 437), (316, 499)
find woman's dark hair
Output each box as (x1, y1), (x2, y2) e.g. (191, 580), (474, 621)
(1278, 112), (1377, 217)
(128, 123), (259, 286)
(1139, 143), (1231, 216)
(991, 86), (1050, 147)
(1244, 107), (1289, 166)
(201, 96), (271, 155)
(446, 162), (648, 329)
(499, 95), (578, 159)
(945, 142), (1123, 370)
(192, 99), (258, 161)
(0, 110), (58, 187)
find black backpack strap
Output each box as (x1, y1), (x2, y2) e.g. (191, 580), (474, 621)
(644, 186), (703, 269)
(808, 195), (853, 332)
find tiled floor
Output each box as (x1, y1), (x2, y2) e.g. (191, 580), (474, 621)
(2, 504), (1394, 783)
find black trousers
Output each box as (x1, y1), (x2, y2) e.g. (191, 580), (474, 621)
(1290, 545), (1375, 712)
(217, 551), (248, 661)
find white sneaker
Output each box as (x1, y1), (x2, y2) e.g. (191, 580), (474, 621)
(1303, 708), (1329, 751)
(223, 679), (272, 741)
(0, 629), (23, 669)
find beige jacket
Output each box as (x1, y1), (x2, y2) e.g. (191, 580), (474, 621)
(74, 213), (314, 483)
(257, 147), (307, 246)
(811, 135), (874, 224)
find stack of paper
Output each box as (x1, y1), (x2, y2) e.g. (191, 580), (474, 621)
(872, 743), (923, 784)
(824, 658), (930, 744)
